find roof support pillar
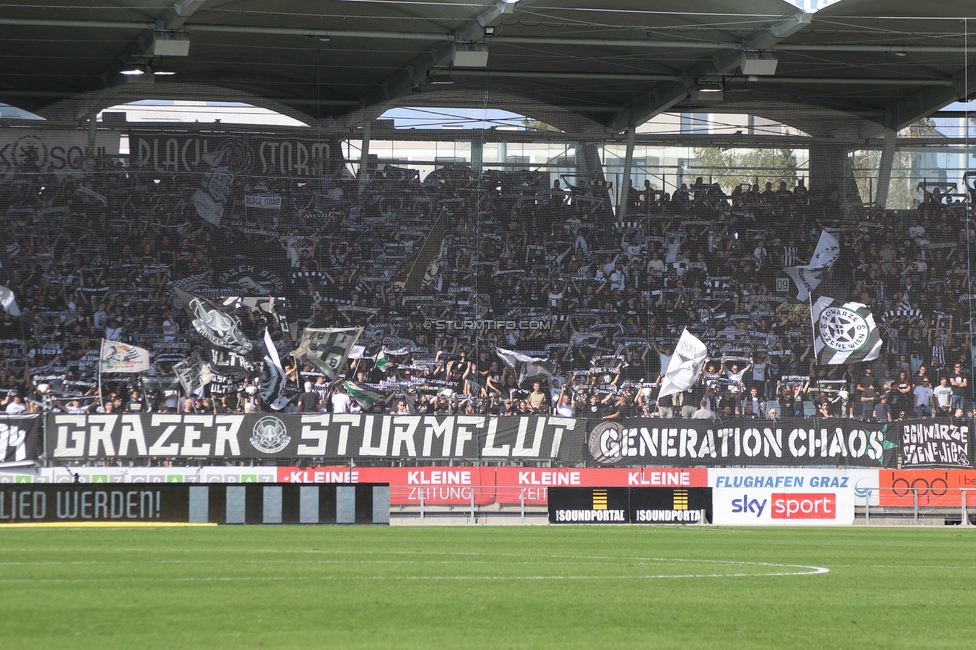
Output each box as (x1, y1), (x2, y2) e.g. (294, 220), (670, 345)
(874, 129), (898, 209)
(471, 139), (483, 173)
(616, 127), (636, 222)
(809, 143), (861, 203)
(358, 116), (372, 201)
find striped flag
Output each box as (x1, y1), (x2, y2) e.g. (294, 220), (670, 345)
(375, 349), (392, 373)
(342, 380), (383, 408)
(812, 297), (883, 365)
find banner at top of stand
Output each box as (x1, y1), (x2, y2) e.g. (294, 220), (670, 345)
(125, 132), (344, 177)
(0, 130), (120, 182)
(7, 413), (968, 468)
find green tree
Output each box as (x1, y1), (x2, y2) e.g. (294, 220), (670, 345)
(691, 147), (797, 193)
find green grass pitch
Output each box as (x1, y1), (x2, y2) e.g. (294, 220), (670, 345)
(0, 526), (974, 649)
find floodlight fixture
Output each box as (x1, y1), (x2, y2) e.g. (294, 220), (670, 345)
(149, 30), (191, 57)
(694, 81), (723, 102)
(740, 51), (778, 76)
(427, 70), (455, 85)
(453, 43), (489, 68)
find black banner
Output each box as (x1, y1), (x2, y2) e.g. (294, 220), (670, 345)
(47, 414), (584, 462)
(630, 487), (712, 524)
(548, 487), (712, 524)
(0, 484), (188, 523)
(0, 483), (389, 525)
(586, 417), (900, 468)
(34, 414), (973, 468)
(0, 416), (42, 466)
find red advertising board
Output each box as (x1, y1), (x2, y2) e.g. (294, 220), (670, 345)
(277, 466), (497, 505)
(494, 467), (708, 505)
(879, 470), (976, 507)
(277, 466), (707, 506)
(769, 493), (837, 520)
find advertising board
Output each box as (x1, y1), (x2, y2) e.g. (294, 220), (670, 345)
(709, 468), (879, 525)
(547, 487), (712, 524)
(0, 483), (389, 525)
(878, 470), (976, 507)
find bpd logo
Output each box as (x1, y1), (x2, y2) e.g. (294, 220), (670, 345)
(771, 493), (836, 519)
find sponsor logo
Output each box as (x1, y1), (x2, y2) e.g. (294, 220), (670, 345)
(673, 489), (689, 510)
(635, 509), (701, 523)
(553, 509), (626, 522)
(249, 416), (290, 454)
(592, 489), (608, 510)
(770, 493), (836, 519)
(731, 494), (767, 517)
(853, 477), (873, 499)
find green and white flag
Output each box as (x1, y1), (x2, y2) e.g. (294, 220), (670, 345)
(812, 297), (883, 365)
(375, 349), (392, 373)
(342, 380), (384, 409)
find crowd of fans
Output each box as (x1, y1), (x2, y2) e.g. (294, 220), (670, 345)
(1, 154), (975, 425)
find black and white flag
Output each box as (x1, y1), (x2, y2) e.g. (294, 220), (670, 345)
(291, 327), (363, 380)
(658, 329), (708, 399)
(495, 348), (557, 387)
(259, 328), (287, 406)
(812, 297), (883, 365)
(175, 287), (253, 355)
(173, 357), (213, 397)
(784, 231), (840, 301)
(0, 285), (21, 316)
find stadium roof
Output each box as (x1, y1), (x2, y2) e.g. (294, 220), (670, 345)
(1, 1), (974, 138)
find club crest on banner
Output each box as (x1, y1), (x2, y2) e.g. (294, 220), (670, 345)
(812, 297), (882, 365)
(250, 416), (290, 454)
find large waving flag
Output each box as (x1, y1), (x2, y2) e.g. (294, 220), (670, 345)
(812, 297), (883, 365)
(291, 327), (363, 380)
(784, 231), (840, 301)
(495, 348), (557, 387)
(99, 340), (151, 373)
(658, 329), (708, 399)
(390, 209), (449, 295)
(175, 287), (253, 355)
(342, 380), (384, 409)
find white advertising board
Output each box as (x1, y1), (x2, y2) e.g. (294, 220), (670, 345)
(709, 468), (879, 526)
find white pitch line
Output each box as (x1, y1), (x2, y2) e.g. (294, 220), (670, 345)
(0, 568), (828, 585)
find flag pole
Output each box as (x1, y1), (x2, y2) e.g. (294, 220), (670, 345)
(97, 338), (104, 412)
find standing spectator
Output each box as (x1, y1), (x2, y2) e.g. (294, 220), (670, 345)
(859, 381), (878, 420)
(933, 376), (953, 416)
(949, 363), (969, 410)
(873, 394), (892, 423)
(913, 377), (935, 418)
